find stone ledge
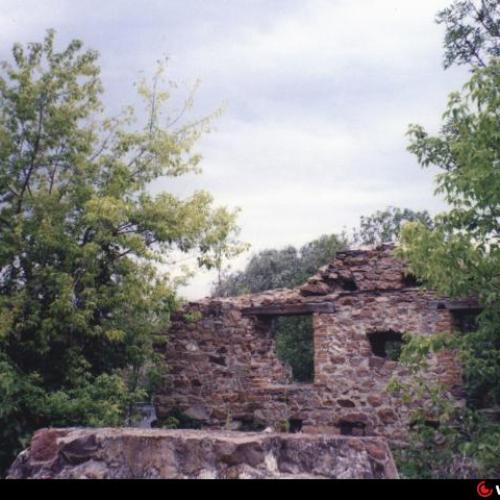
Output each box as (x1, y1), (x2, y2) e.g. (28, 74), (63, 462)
(241, 302), (336, 316)
(8, 427), (399, 479)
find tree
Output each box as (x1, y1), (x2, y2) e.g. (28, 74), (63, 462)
(213, 233), (348, 297)
(0, 31), (244, 474)
(352, 206), (433, 246)
(297, 233), (350, 281)
(393, 1), (500, 476)
(197, 207), (250, 289)
(212, 246), (302, 297)
(401, 59), (500, 408)
(436, 0), (500, 69)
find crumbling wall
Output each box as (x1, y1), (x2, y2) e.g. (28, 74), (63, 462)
(7, 428), (399, 479)
(154, 245), (466, 443)
(156, 302), (294, 427)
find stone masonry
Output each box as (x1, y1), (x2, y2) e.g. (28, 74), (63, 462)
(7, 428), (398, 479)
(154, 245), (476, 445)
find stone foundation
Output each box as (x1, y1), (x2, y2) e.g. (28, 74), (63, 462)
(7, 428), (398, 479)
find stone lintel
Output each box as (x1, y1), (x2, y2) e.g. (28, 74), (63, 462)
(241, 301), (336, 316)
(432, 299), (482, 312)
(447, 302), (482, 312)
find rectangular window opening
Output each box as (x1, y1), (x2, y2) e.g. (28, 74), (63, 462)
(271, 314), (315, 384)
(367, 330), (404, 361)
(452, 310), (481, 333)
(337, 420), (366, 436)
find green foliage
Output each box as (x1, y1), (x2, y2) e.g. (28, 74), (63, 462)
(385, 340), (404, 362)
(388, 334), (500, 478)
(0, 351), (139, 473)
(394, 410), (500, 478)
(196, 207), (250, 288)
(353, 206), (433, 246)
(400, 58), (500, 407)
(276, 420), (290, 433)
(395, 3), (500, 476)
(436, 0), (500, 69)
(213, 233), (348, 297)
(274, 315), (314, 383)
(183, 311), (203, 324)
(215, 245), (301, 296)
(297, 233), (349, 280)
(0, 31), (244, 474)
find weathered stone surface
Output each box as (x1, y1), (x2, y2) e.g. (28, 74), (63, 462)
(8, 428), (398, 479)
(155, 245), (466, 444)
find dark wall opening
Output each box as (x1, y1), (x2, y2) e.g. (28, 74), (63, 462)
(237, 419), (267, 432)
(271, 314), (314, 383)
(452, 310), (481, 333)
(337, 420), (366, 436)
(402, 273), (422, 287)
(288, 419), (303, 433)
(367, 330), (404, 361)
(340, 277), (358, 291)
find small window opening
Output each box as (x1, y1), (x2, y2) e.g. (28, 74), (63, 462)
(237, 419), (267, 432)
(337, 420), (366, 436)
(452, 311), (480, 333)
(288, 419), (303, 433)
(158, 408), (202, 429)
(372, 461), (386, 479)
(402, 273), (422, 287)
(340, 277), (357, 291)
(410, 419), (440, 430)
(367, 331), (404, 361)
(208, 354), (226, 366)
(272, 314), (314, 383)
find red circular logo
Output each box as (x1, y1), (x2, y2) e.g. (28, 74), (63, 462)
(477, 481), (494, 498)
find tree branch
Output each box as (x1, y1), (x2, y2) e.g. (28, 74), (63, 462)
(16, 100), (45, 213)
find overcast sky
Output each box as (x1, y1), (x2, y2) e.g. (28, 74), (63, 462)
(0, 1), (469, 299)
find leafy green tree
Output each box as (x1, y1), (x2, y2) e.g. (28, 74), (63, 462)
(388, 332), (500, 478)
(197, 207), (250, 289)
(394, 1), (500, 476)
(401, 58), (500, 408)
(213, 233), (347, 297)
(297, 233), (350, 282)
(353, 206), (433, 246)
(0, 31), (244, 474)
(436, 0), (500, 69)
(213, 246), (301, 297)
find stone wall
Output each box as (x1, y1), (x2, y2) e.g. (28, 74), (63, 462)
(154, 245), (471, 443)
(7, 428), (398, 479)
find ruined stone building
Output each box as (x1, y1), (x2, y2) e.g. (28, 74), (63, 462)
(9, 245), (482, 479)
(154, 245), (478, 444)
